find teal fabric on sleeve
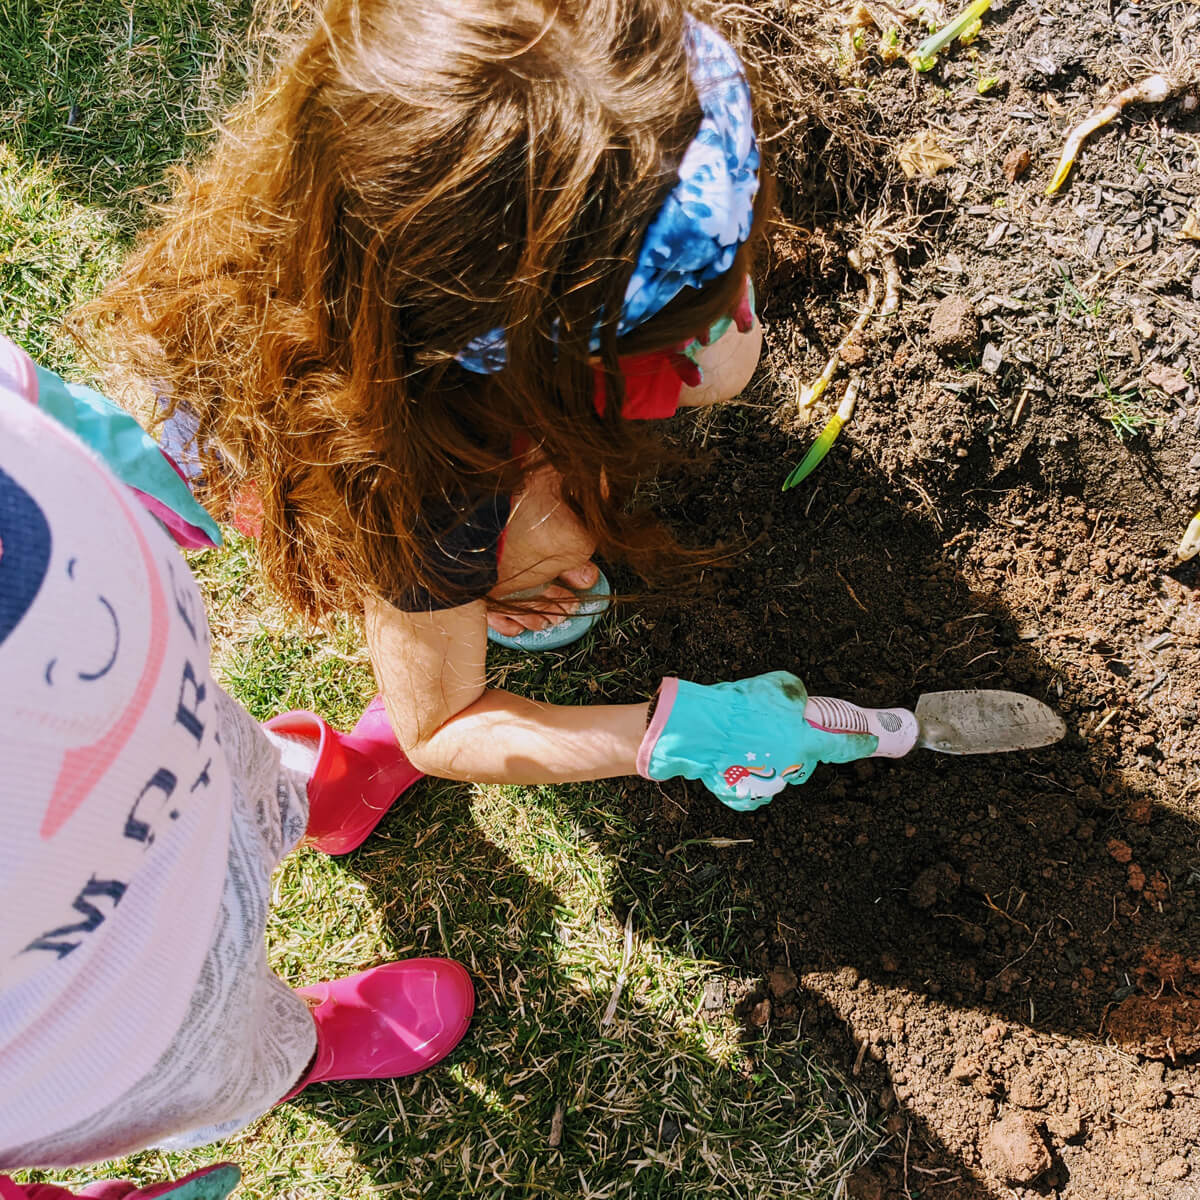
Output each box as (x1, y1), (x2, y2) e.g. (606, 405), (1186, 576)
(679, 278), (757, 369)
(33, 366), (222, 547)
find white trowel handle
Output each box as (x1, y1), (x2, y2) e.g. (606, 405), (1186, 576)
(804, 696), (920, 758)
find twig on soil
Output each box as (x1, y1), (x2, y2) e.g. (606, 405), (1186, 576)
(901, 472), (944, 530)
(880, 252), (902, 316)
(852, 1039), (868, 1076)
(1046, 74), (1177, 196)
(836, 568), (870, 614)
(982, 892), (1032, 934)
(1011, 388), (1030, 426)
(664, 837), (753, 858)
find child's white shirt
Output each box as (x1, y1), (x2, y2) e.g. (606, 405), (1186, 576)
(0, 338), (233, 1153)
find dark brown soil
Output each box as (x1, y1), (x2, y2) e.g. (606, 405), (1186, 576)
(596, 1), (1200, 1195)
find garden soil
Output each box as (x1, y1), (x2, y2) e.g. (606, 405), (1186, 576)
(595, 1), (1200, 1195)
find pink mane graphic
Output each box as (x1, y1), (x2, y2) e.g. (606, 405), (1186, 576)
(40, 474), (169, 839)
(722, 762), (806, 801)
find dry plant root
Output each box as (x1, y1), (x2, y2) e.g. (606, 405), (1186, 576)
(798, 272), (880, 410)
(1178, 511), (1200, 562)
(880, 252), (902, 316)
(1046, 74), (1175, 196)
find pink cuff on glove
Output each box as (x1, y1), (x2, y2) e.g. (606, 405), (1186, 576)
(636, 677), (679, 777)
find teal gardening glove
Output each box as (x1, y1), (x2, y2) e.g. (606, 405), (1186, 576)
(636, 671), (880, 812)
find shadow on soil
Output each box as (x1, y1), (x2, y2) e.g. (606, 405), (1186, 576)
(572, 404), (1199, 1197)
(290, 391), (1198, 1197)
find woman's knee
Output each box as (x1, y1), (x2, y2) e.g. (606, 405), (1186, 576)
(493, 466), (595, 595)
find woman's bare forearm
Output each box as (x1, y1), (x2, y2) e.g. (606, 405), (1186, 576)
(400, 689), (650, 783)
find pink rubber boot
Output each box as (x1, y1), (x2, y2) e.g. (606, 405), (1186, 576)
(265, 696), (423, 855)
(0, 1164), (241, 1200)
(280, 960), (474, 1101)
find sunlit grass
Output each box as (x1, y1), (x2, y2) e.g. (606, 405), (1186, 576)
(2, 1), (884, 1193)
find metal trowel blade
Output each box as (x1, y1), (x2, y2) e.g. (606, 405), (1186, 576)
(914, 690), (1067, 755)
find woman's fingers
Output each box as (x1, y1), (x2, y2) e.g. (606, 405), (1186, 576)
(558, 561), (599, 590)
(487, 584), (581, 635)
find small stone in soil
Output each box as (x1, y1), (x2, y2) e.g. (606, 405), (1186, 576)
(1157, 1156), (1190, 1182)
(910, 862), (961, 910)
(1146, 364), (1188, 394)
(950, 1054), (981, 1082)
(1107, 837), (1134, 863)
(988, 1111), (1051, 1183)
(1003, 145), (1032, 182)
(1008, 1075), (1046, 1109)
(748, 998), (771, 1027)
(840, 337), (867, 366)
(767, 965), (798, 998)
(1045, 1108), (1083, 1142)
(928, 295), (980, 360)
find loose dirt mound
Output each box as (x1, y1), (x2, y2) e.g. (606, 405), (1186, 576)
(599, 1), (1200, 1195)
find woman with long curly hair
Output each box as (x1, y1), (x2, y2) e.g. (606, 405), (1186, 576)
(88, 0), (878, 939)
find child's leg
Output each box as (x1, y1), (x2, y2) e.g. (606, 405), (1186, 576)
(486, 461), (599, 638)
(10, 688), (472, 1169)
(8, 691), (317, 1167)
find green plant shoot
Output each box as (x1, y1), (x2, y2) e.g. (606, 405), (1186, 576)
(909, 0), (993, 72)
(783, 384), (859, 491)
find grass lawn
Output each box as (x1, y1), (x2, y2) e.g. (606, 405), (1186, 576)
(1, 3), (884, 1195)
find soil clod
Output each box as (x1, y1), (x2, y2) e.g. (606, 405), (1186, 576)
(927, 295), (980, 360)
(987, 1111), (1052, 1183)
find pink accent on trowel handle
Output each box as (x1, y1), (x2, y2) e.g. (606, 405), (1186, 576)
(804, 696), (920, 759)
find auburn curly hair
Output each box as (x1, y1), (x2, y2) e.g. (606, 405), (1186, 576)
(85, 0), (770, 622)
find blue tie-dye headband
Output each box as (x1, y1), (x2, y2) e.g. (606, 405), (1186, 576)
(457, 18), (760, 375)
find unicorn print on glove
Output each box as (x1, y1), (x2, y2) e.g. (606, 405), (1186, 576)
(721, 762), (806, 801)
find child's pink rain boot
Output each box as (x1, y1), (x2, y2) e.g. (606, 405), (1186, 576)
(280, 960), (474, 1101)
(265, 696), (423, 855)
(0, 1164), (241, 1200)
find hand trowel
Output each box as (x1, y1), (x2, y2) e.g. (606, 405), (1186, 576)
(803, 690), (1067, 758)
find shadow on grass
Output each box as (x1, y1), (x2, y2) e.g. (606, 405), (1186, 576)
(216, 391), (1199, 1199)
(282, 773), (881, 1198)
